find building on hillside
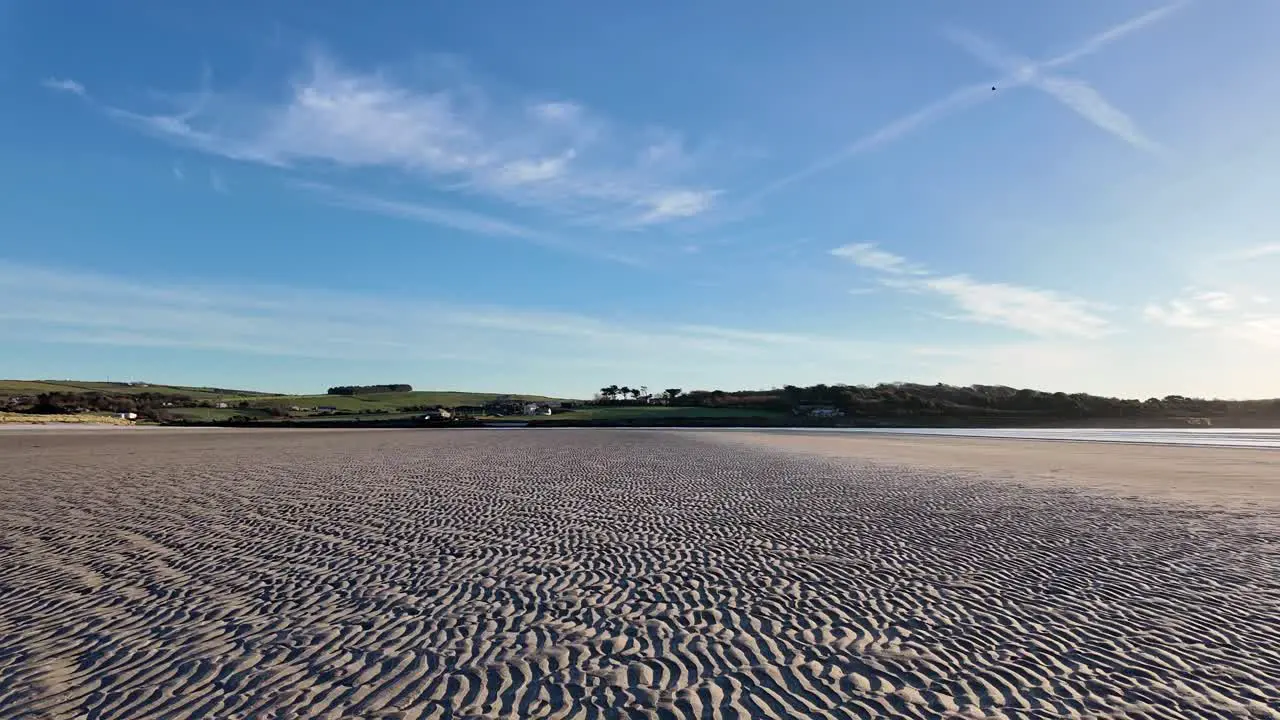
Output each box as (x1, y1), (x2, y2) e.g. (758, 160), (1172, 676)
(214, 402), (229, 409)
(422, 407), (453, 421)
(317, 406), (338, 412)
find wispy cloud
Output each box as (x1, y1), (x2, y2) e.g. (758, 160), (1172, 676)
(1145, 288), (1280, 346)
(209, 169), (228, 194)
(830, 243), (927, 275)
(298, 181), (543, 240)
(921, 274), (1112, 338)
(0, 260), (884, 376)
(41, 77), (86, 97)
(172, 162), (185, 181)
(1231, 243), (1280, 260)
(943, 27), (1162, 153)
(743, 3), (1184, 205)
(82, 52), (720, 228)
(832, 242), (1111, 338)
(294, 181), (643, 265)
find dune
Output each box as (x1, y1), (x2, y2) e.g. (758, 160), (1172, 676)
(1, 428), (1276, 718)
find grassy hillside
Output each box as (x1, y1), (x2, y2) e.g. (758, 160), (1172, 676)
(0, 380), (269, 401)
(1, 380), (571, 423)
(251, 391), (562, 412)
(541, 406), (783, 422)
(0, 411), (136, 425)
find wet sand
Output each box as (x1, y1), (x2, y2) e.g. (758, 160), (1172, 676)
(1, 429), (1277, 718)
(698, 430), (1280, 511)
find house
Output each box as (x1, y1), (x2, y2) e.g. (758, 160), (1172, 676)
(317, 406), (338, 412)
(117, 412), (138, 420)
(422, 407), (453, 421)
(214, 402), (229, 409)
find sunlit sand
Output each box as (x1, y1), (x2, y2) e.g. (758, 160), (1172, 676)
(2, 429), (1276, 718)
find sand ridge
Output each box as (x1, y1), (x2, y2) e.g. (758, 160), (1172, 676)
(1, 429), (1277, 718)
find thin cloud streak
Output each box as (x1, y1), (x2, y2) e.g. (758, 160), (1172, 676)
(742, 2), (1184, 207)
(41, 77), (86, 97)
(1232, 243), (1280, 260)
(1042, 0), (1192, 70)
(209, 169), (228, 194)
(74, 53), (720, 229)
(832, 242), (1112, 338)
(293, 182), (646, 266)
(0, 260), (886, 368)
(830, 243), (928, 275)
(944, 28), (1162, 153)
(1145, 289), (1280, 347)
(737, 84), (992, 209)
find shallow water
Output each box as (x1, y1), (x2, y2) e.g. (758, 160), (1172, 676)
(743, 426), (1280, 449)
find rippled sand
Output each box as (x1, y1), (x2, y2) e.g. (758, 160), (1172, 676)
(1, 428), (1276, 719)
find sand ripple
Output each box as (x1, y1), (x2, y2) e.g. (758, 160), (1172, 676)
(1, 429), (1277, 719)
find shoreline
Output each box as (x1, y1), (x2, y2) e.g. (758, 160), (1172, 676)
(694, 430), (1280, 513)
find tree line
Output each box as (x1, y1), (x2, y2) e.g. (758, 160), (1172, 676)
(7, 391), (187, 421)
(597, 385), (682, 403)
(657, 382), (1280, 423)
(326, 384), (413, 395)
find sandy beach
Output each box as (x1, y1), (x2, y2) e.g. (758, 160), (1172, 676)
(1, 429), (1276, 718)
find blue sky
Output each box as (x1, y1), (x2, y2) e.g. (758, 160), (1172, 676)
(3, 0), (1279, 399)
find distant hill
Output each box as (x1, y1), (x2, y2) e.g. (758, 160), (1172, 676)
(0, 380), (568, 423)
(0, 380), (272, 400)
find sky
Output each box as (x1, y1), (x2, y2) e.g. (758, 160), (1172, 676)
(2, 0), (1280, 399)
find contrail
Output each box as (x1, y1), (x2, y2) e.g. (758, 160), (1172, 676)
(739, 1), (1188, 207)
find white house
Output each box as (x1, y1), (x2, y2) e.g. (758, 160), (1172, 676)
(523, 403), (553, 416)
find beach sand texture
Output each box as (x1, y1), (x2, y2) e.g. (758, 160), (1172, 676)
(1, 429), (1276, 719)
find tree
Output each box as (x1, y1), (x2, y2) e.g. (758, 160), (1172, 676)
(619, 386), (633, 402)
(664, 388), (683, 400)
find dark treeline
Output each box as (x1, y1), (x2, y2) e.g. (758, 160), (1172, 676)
(666, 383), (1280, 425)
(326, 384), (413, 396)
(8, 391), (189, 420)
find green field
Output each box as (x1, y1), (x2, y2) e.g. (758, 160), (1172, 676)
(2, 380), (572, 422)
(539, 405), (785, 422)
(1, 380), (780, 426)
(165, 407), (273, 422)
(251, 391), (562, 413)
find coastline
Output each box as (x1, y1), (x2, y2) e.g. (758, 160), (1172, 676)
(694, 430), (1280, 513)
